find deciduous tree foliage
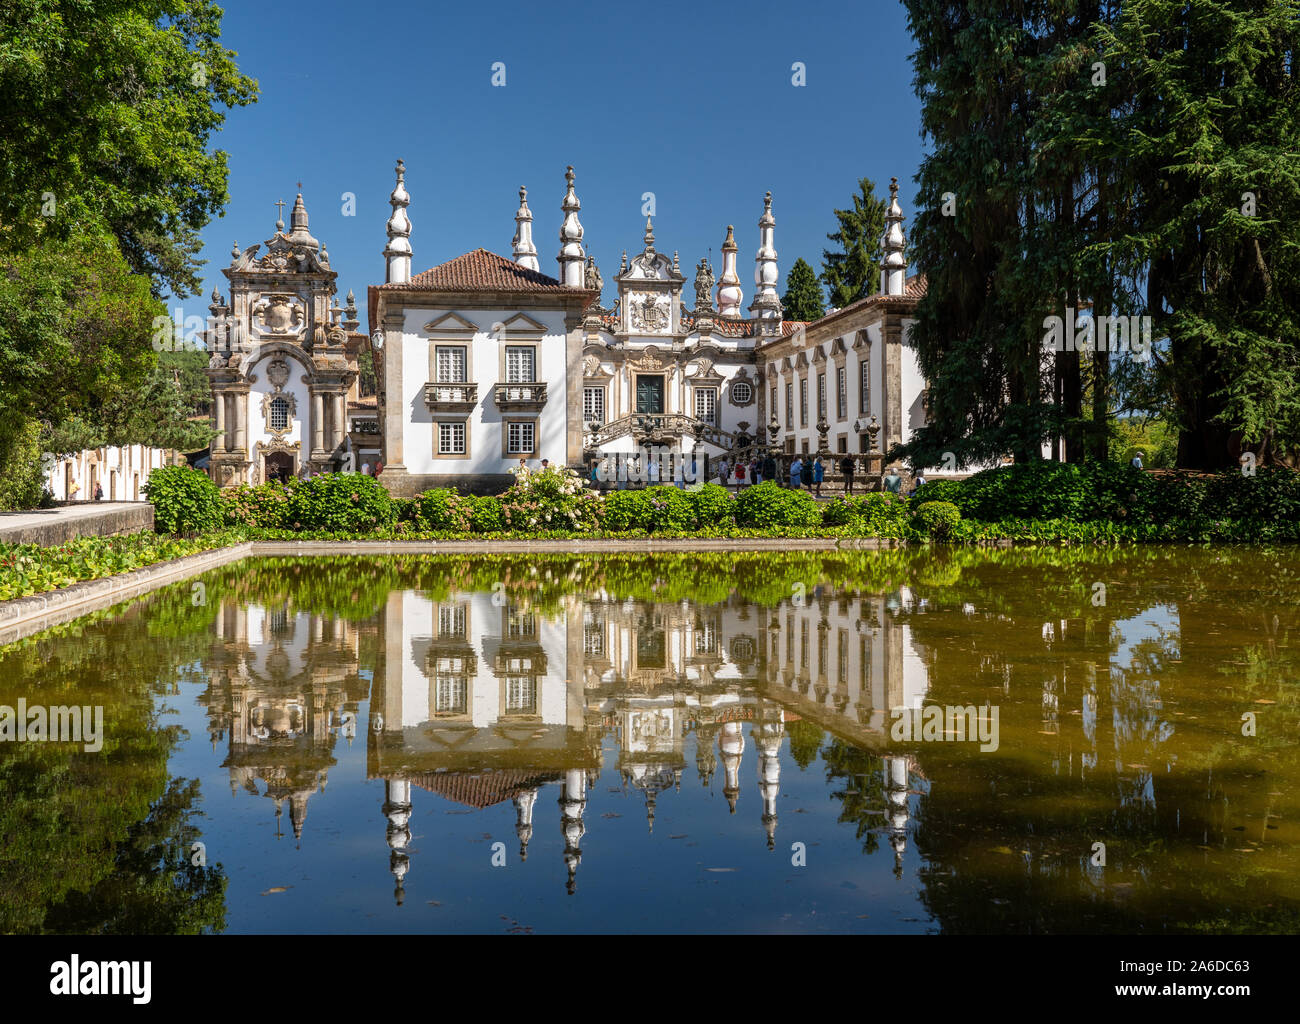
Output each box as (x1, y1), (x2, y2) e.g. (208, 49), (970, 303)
(0, 0), (258, 297)
(0, 0), (256, 504)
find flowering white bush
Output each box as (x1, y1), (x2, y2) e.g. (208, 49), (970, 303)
(501, 463), (603, 532)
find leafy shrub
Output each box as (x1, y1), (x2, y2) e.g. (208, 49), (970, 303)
(416, 488), (473, 532)
(642, 486), (698, 531)
(602, 490), (652, 531)
(144, 464), (224, 534)
(467, 494), (504, 533)
(285, 473), (396, 532)
(912, 500), (962, 539)
(909, 478), (965, 509)
(823, 493), (911, 536)
(689, 483), (736, 529)
(499, 463), (604, 532)
(734, 480), (822, 528)
(221, 482), (295, 529)
(392, 497), (420, 524)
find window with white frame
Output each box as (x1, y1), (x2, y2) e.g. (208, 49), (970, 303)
(730, 380), (752, 404)
(800, 378), (808, 426)
(438, 422), (465, 455)
(507, 421), (535, 454)
(436, 346), (467, 383)
(583, 386), (605, 424)
(505, 346), (535, 383)
(771, 385), (778, 416)
(694, 387), (717, 425)
(860, 361), (870, 414)
(817, 373), (826, 418)
(837, 366), (847, 419)
(785, 382), (794, 428)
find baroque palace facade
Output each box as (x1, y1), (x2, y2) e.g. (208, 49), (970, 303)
(206, 162), (930, 491)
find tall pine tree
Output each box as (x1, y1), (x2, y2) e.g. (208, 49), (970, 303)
(821, 178), (887, 308)
(782, 258), (826, 320)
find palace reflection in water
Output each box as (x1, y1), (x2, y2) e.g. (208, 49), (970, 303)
(199, 583), (930, 900)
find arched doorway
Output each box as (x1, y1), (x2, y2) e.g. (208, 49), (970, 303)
(264, 451), (295, 483)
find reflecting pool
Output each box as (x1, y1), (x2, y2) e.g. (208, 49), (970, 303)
(2, 548), (1299, 933)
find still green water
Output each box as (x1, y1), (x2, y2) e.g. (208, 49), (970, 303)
(1, 547), (1298, 934)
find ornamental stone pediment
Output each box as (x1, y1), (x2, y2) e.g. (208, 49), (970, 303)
(497, 312), (549, 334)
(424, 312), (480, 335)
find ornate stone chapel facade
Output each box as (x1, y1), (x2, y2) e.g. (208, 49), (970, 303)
(208, 162), (930, 492)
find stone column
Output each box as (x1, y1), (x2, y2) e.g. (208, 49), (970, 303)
(233, 392), (246, 452)
(215, 392), (226, 450)
(882, 316), (903, 454)
(334, 393), (346, 450)
(382, 314), (405, 472)
(312, 392), (325, 453)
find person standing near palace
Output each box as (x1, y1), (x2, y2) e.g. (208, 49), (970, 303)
(789, 455), (803, 490)
(801, 456), (814, 491)
(840, 454), (855, 495)
(812, 456), (825, 498)
(883, 466), (902, 495)
(763, 453), (777, 488)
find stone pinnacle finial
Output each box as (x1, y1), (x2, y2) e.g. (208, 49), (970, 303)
(513, 184), (539, 271)
(385, 158), (413, 285)
(558, 165), (585, 286)
(644, 215), (655, 250)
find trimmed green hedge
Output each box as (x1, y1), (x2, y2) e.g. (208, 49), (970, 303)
(734, 481), (822, 528)
(144, 465), (224, 534)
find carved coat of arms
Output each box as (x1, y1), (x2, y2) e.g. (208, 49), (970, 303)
(251, 294), (305, 336)
(631, 292), (669, 333)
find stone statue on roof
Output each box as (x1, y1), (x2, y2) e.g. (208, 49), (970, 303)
(694, 257), (715, 312)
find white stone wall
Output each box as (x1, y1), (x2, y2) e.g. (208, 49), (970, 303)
(43, 444), (171, 501)
(398, 306), (571, 477)
(246, 353), (311, 460)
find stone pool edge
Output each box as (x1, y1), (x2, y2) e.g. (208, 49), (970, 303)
(0, 536), (899, 644)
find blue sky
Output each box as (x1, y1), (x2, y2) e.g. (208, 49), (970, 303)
(192, 0), (926, 321)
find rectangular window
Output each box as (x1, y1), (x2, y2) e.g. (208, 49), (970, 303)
(583, 386), (605, 424)
(507, 610), (537, 639)
(438, 422), (465, 455)
(817, 373), (826, 419)
(837, 367), (847, 419)
(435, 677), (467, 715)
(800, 378), (808, 426)
(860, 360), (870, 414)
(785, 382), (793, 428)
(506, 678), (536, 714)
(507, 421), (535, 454)
(695, 387), (717, 425)
(771, 385), (778, 418)
(506, 346), (535, 383)
(838, 629), (848, 684)
(436, 346), (467, 383)
(800, 619), (808, 670)
(437, 604), (466, 638)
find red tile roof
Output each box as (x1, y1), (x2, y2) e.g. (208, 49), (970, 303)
(378, 249), (584, 294)
(410, 769), (561, 809)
